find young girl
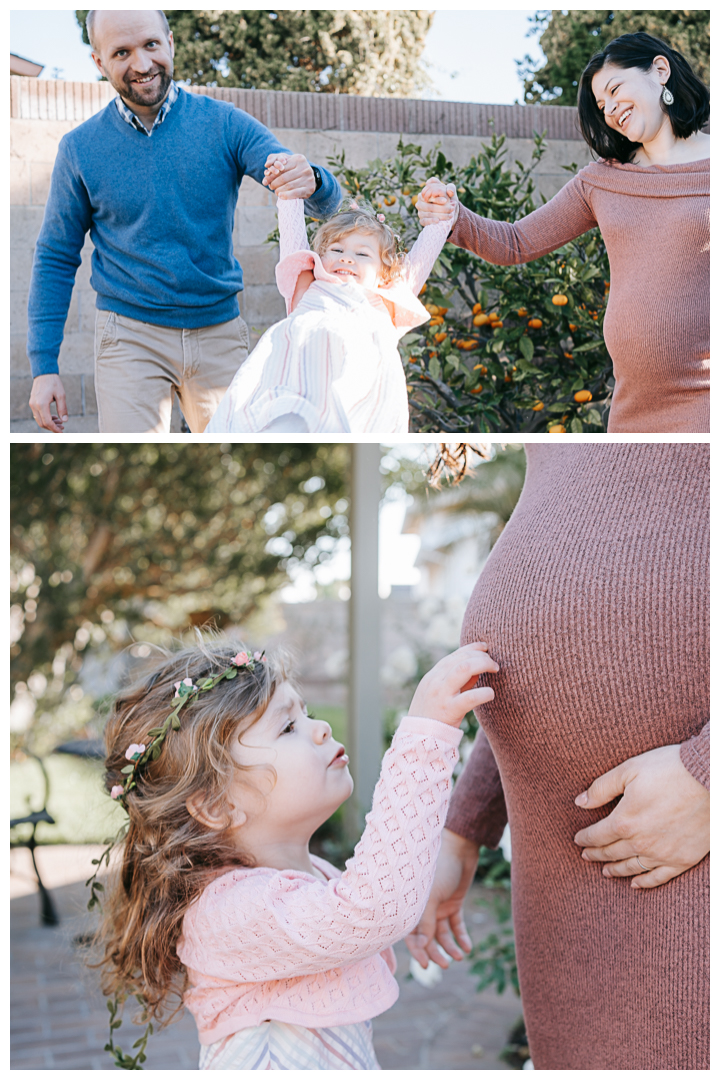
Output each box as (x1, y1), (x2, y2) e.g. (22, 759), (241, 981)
(204, 154), (455, 434)
(95, 636), (498, 1069)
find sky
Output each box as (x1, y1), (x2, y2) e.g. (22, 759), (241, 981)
(10, 9), (545, 104)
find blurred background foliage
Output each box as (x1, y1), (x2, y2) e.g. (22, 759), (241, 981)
(519, 9), (710, 105)
(75, 9), (434, 97)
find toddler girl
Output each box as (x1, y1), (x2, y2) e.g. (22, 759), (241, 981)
(94, 637), (498, 1069)
(205, 154), (454, 434)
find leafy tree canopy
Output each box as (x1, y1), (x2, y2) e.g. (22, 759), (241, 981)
(11, 443), (349, 750)
(76, 9), (433, 96)
(518, 9), (710, 106)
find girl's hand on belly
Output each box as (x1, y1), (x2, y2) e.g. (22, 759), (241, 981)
(408, 642), (499, 727)
(572, 743), (710, 889)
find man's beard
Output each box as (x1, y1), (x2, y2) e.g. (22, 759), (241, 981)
(115, 65), (173, 108)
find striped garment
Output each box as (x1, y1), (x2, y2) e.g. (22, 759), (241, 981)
(114, 79), (180, 135)
(199, 1019), (380, 1070)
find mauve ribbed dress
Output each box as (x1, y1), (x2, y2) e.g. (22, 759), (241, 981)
(450, 159), (709, 434)
(445, 444), (709, 1070)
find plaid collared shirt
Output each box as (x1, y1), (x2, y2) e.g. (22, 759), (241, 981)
(114, 79), (180, 136)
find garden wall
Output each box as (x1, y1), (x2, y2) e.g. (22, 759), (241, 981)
(10, 77), (592, 431)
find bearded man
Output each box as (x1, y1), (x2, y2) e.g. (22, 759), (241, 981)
(27, 9), (341, 433)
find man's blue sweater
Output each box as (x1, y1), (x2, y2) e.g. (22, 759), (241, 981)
(26, 88), (341, 376)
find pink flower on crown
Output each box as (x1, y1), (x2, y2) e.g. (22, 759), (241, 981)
(377, 213), (385, 223)
(111, 785), (125, 800)
(349, 201), (359, 210)
(253, 651), (265, 662)
(125, 743), (146, 761)
(174, 678), (195, 697)
(231, 652), (250, 667)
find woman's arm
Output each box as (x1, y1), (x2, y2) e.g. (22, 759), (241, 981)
(417, 173), (599, 266)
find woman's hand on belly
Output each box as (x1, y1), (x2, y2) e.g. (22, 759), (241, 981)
(572, 743), (710, 889)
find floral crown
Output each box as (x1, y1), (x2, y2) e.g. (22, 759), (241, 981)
(109, 650), (266, 810)
(87, 648), (267, 1069)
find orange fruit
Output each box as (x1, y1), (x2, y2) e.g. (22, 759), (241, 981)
(472, 302), (484, 315)
(552, 294), (568, 306)
(568, 323), (578, 332)
(473, 363), (488, 375)
(574, 390), (592, 403)
(428, 315), (444, 326)
(528, 318), (543, 329)
(473, 313), (491, 327)
(411, 195), (419, 206)
(470, 385), (483, 394)
(517, 307), (528, 317)
(548, 424), (566, 433)
(434, 332), (447, 343)
(408, 356), (418, 363)
(531, 401), (544, 411)
(428, 351), (437, 359)
(402, 187), (411, 196)
(564, 352), (573, 359)
(504, 373), (513, 383)
(490, 320), (503, 329)
(419, 284), (427, 295)
(437, 307), (449, 316)
(425, 303), (439, 316)
(384, 195), (397, 206)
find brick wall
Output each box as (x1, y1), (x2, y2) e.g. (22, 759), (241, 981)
(10, 77), (592, 432)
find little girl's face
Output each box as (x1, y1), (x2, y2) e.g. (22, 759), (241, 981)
(227, 681), (353, 846)
(320, 230), (383, 289)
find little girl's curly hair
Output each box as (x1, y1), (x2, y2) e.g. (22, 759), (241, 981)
(312, 202), (404, 286)
(93, 636), (290, 1023)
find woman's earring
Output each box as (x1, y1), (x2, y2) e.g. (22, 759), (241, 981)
(661, 85), (674, 105)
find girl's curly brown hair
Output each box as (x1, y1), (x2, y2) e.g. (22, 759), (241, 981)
(93, 636), (290, 1024)
(312, 206), (403, 286)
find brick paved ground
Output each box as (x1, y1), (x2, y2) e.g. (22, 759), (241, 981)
(11, 847), (522, 1070)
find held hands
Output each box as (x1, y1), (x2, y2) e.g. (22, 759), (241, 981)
(416, 176), (461, 228)
(574, 743), (710, 889)
(29, 374), (69, 433)
(263, 153), (316, 200)
(409, 642), (499, 728)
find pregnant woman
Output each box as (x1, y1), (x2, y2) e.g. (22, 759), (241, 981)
(417, 33), (710, 434)
(407, 443), (709, 1070)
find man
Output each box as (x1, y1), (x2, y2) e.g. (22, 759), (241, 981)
(27, 9), (341, 433)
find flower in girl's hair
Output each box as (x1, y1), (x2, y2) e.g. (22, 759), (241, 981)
(377, 213), (385, 223)
(253, 651), (265, 662)
(110, 785), (124, 800)
(349, 201), (359, 210)
(125, 743), (146, 761)
(174, 678), (195, 697)
(231, 651), (250, 666)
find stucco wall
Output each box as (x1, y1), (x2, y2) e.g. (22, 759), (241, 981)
(10, 78), (593, 432)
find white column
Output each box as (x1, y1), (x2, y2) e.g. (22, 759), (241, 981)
(347, 443), (383, 841)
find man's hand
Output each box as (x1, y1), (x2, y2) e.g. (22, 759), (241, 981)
(262, 153), (316, 200)
(29, 374), (69, 433)
(574, 743), (710, 889)
(406, 829), (480, 968)
(416, 176), (461, 228)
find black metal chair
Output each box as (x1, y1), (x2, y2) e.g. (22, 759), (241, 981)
(10, 753), (59, 926)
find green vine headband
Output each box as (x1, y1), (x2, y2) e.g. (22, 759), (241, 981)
(86, 648), (266, 1069)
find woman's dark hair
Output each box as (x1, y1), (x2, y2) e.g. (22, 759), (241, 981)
(577, 32), (710, 163)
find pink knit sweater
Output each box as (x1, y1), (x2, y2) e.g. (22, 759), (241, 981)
(177, 716), (462, 1044)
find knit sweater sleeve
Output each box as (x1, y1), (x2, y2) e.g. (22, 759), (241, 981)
(403, 219), (454, 295)
(26, 137), (93, 377)
(680, 721), (709, 790)
(449, 172), (598, 265)
(443, 728), (508, 848)
(179, 716), (462, 981)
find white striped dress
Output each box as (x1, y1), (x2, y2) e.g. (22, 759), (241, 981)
(205, 200), (452, 434)
(199, 1019), (380, 1070)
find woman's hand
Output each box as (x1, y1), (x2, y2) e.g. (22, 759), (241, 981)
(416, 176), (460, 227)
(574, 743), (710, 889)
(406, 828), (480, 968)
(409, 642), (499, 727)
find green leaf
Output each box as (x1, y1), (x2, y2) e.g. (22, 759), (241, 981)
(225, 668), (237, 680)
(571, 340), (602, 354)
(518, 336), (534, 363)
(429, 356), (441, 380)
(570, 418), (583, 433)
(120, 765), (134, 774)
(585, 408), (602, 426)
(547, 402), (568, 414)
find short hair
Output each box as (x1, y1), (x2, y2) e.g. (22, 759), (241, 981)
(312, 206), (403, 286)
(86, 9), (171, 53)
(577, 31), (710, 164)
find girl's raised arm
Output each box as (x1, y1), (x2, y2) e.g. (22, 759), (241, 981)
(179, 717), (462, 981)
(403, 217), (455, 297)
(277, 197), (312, 260)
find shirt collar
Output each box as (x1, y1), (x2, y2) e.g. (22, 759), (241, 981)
(114, 80), (180, 136)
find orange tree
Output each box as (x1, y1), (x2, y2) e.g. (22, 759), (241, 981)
(325, 132), (613, 432)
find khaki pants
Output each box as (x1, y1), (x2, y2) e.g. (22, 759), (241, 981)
(94, 311), (249, 433)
